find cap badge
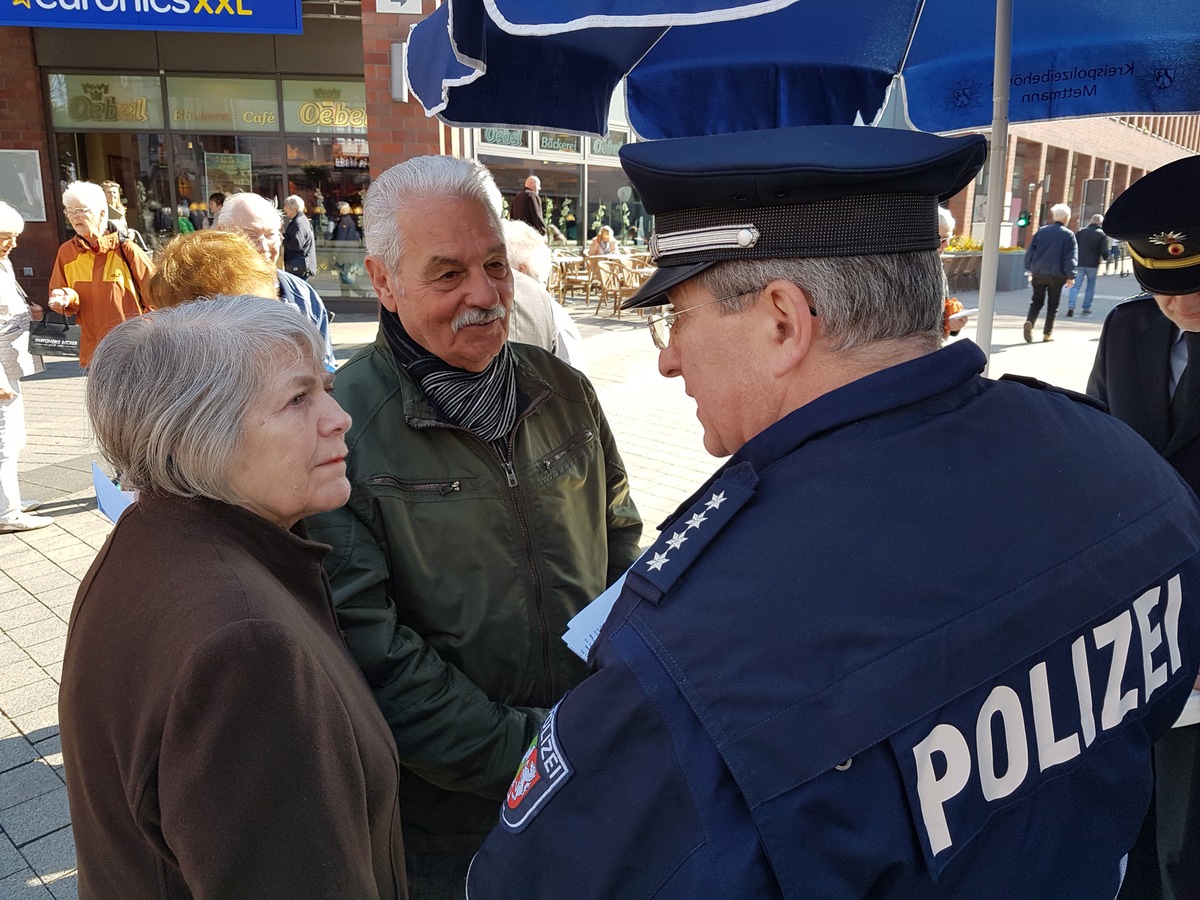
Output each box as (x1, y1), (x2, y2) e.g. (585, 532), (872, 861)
(1149, 231), (1187, 246)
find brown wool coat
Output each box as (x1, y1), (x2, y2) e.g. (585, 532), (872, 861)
(59, 494), (407, 899)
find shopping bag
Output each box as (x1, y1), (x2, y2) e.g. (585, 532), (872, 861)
(29, 311), (80, 358)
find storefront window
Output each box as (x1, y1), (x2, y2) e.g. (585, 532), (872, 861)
(54, 131), (172, 249)
(481, 157), (583, 248)
(282, 81), (367, 137)
(167, 77), (280, 134)
(171, 133), (285, 228)
(587, 166), (645, 245)
(287, 136), (371, 298)
(47, 72), (374, 301)
(48, 73), (165, 131)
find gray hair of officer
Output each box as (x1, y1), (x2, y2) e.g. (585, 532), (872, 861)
(693, 251), (949, 352)
(503, 219), (552, 285)
(1050, 203), (1072, 224)
(285, 194), (306, 215)
(1091, 213), (1104, 226)
(364, 156), (504, 273)
(86, 296), (326, 503)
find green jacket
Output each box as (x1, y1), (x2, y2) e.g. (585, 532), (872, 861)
(306, 333), (642, 854)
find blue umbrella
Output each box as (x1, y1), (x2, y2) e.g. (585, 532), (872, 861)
(407, 0), (1200, 139)
(405, 0), (1200, 363)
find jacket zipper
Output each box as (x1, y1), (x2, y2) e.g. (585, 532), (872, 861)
(493, 436), (553, 705)
(538, 429), (594, 473)
(409, 387), (556, 705)
(367, 474), (461, 495)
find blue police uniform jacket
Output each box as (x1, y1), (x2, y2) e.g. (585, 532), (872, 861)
(466, 340), (1200, 899)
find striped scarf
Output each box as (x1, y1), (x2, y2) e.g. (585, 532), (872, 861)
(381, 309), (518, 444)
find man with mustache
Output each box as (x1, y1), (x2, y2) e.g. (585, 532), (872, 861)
(305, 155), (642, 899)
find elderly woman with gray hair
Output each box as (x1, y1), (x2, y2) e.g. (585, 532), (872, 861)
(0, 201), (52, 533)
(282, 193), (317, 280)
(59, 297), (407, 900)
(49, 180), (152, 367)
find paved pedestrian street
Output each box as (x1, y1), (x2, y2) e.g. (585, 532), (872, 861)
(0, 273), (1141, 897)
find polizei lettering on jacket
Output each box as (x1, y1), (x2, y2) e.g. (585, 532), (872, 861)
(910, 575), (1183, 857)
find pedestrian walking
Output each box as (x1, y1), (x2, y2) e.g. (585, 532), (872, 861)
(1023, 203), (1077, 342)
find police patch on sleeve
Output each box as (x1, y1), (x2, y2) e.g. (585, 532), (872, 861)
(500, 705), (573, 833)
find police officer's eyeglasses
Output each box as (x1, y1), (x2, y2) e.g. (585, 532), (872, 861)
(646, 288), (764, 351)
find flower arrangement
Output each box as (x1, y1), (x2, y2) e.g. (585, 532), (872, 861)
(946, 235), (982, 252)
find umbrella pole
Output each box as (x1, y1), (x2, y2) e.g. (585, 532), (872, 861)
(976, 0), (1013, 376)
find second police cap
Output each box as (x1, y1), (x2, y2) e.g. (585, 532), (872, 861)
(618, 125), (988, 309)
(1103, 155), (1200, 296)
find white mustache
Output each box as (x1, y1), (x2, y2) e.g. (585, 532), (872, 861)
(452, 304), (507, 332)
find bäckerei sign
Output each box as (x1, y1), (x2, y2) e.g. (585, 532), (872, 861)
(1, 0), (303, 34)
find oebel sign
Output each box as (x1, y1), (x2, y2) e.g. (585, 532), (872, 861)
(0, 0), (303, 34)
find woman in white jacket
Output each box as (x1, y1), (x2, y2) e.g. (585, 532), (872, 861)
(0, 202), (52, 532)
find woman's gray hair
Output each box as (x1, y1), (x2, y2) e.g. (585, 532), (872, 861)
(285, 194), (306, 214)
(696, 251), (946, 352)
(0, 201), (24, 234)
(62, 181), (107, 213)
(87, 296), (327, 504)
(364, 156), (504, 272)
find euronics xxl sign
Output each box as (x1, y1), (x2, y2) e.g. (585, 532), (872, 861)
(1, 0), (302, 34)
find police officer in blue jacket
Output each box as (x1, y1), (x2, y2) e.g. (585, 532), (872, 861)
(466, 126), (1200, 899)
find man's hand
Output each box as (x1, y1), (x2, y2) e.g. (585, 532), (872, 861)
(26, 302), (42, 323)
(1065, 278), (1075, 288)
(0, 388), (16, 401)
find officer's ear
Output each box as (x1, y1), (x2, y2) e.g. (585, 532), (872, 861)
(759, 278), (817, 377)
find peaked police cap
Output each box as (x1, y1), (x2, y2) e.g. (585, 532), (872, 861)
(1104, 155), (1200, 296)
(619, 125), (988, 309)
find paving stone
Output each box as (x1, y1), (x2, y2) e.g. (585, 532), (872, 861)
(46, 875), (75, 900)
(0, 835), (23, 880)
(0, 761), (62, 811)
(0, 606), (52, 633)
(4, 576), (74, 599)
(0, 662), (43, 696)
(0, 681), (60, 721)
(1, 624), (64, 654)
(0, 735), (38, 776)
(0, 786), (72, 846)
(0, 867), (54, 899)
(31, 738), (60, 776)
(8, 708), (58, 744)
(0, 594), (37, 615)
(20, 642), (62, 672)
(19, 828), (74, 897)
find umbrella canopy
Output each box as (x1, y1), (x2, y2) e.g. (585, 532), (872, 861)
(407, 0), (1200, 139)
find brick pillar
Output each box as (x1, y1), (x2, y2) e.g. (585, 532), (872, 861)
(0, 27), (58, 304)
(361, 3), (454, 178)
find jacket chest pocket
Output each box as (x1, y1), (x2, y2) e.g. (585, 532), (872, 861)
(531, 428), (595, 487)
(367, 473), (469, 501)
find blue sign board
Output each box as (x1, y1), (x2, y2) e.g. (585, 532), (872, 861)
(0, 0), (304, 35)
